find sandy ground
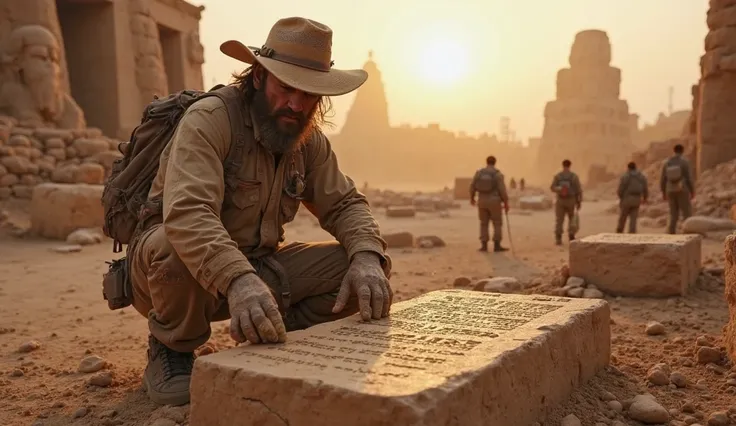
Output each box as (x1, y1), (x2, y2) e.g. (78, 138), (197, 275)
(0, 199), (734, 426)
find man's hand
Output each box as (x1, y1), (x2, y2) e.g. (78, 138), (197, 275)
(227, 273), (287, 344)
(333, 252), (392, 321)
(470, 198), (476, 206)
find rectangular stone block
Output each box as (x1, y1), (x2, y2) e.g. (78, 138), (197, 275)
(30, 183), (104, 240)
(569, 233), (702, 297)
(190, 290), (610, 426)
(724, 235), (736, 362)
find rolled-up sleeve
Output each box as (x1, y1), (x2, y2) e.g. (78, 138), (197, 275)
(162, 102), (255, 297)
(301, 132), (390, 272)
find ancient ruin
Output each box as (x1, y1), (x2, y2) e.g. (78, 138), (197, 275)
(536, 30), (635, 183)
(330, 52), (536, 189)
(569, 233), (702, 297)
(696, 0), (736, 175)
(726, 234), (736, 362)
(190, 290), (610, 425)
(0, 0), (205, 203)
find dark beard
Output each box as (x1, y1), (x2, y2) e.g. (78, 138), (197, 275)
(250, 88), (318, 154)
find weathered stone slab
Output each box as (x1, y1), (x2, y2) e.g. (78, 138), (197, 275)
(569, 233), (702, 297)
(724, 234), (736, 362)
(190, 290), (610, 426)
(30, 183), (104, 239)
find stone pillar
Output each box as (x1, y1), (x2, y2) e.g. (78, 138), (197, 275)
(697, 0), (736, 175)
(126, 0), (168, 108)
(724, 234), (736, 362)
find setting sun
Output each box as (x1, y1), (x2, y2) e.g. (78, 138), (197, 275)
(417, 37), (470, 85)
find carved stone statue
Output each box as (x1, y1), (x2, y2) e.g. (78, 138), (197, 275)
(0, 25), (85, 129)
(187, 29), (204, 65)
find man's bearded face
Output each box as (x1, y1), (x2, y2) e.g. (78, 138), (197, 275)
(19, 44), (62, 117)
(250, 70), (320, 155)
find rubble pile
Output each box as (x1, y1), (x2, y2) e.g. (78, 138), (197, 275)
(0, 116), (124, 200)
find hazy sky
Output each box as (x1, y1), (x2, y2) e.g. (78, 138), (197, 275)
(194, 0), (708, 140)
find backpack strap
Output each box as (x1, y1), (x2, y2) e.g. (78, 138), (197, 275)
(210, 85), (249, 194)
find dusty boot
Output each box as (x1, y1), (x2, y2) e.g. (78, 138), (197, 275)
(555, 236), (562, 246)
(493, 241), (508, 252)
(143, 335), (194, 406)
(479, 241), (488, 252)
(568, 234), (576, 242)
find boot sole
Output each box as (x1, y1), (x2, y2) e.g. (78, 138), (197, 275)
(142, 373), (191, 406)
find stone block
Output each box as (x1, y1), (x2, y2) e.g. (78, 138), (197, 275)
(724, 234), (736, 362)
(190, 290), (610, 426)
(385, 206), (416, 218)
(30, 183), (104, 239)
(453, 177), (472, 200)
(569, 233), (702, 297)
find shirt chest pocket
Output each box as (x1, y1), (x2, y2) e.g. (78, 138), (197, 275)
(226, 180), (262, 224)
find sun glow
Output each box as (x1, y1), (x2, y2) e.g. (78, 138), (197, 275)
(417, 37), (470, 86)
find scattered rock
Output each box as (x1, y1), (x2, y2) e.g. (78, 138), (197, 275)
(10, 368), (23, 377)
(696, 346), (721, 364)
(566, 287), (585, 298)
(415, 235), (445, 248)
(706, 411), (729, 426)
(566, 276), (585, 288)
(628, 394), (669, 424)
(582, 288), (605, 298)
(647, 363), (671, 386)
(473, 277), (522, 294)
(670, 371), (689, 388)
(50, 245), (82, 254)
(382, 231), (414, 249)
(88, 371), (113, 387)
(66, 228), (103, 246)
(645, 321), (666, 336)
(73, 407), (89, 418)
(18, 340), (41, 353)
(561, 414), (582, 426)
(78, 355), (107, 374)
(452, 277), (471, 288)
(608, 400), (623, 412)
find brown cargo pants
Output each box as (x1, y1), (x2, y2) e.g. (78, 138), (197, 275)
(667, 190), (692, 234)
(616, 195), (641, 233)
(478, 201), (503, 243)
(554, 197), (577, 239)
(129, 224), (362, 353)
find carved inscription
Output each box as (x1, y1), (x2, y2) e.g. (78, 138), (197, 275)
(234, 294), (565, 382)
(390, 295), (562, 331)
(592, 233), (690, 244)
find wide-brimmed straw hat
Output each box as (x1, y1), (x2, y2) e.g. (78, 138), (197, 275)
(220, 17), (368, 96)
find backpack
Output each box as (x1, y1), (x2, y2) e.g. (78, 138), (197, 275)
(665, 164), (684, 193)
(625, 172), (645, 195)
(556, 174), (573, 198)
(474, 168), (498, 193)
(101, 84), (247, 253)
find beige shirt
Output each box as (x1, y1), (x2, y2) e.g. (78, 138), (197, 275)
(149, 96), (388, 298)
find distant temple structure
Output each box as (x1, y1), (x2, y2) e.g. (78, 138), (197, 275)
(0, 0), (205, 139)
(536, 30), (636, 182)
(331, 52), (536, 189)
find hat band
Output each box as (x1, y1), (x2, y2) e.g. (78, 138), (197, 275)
(255, 45), (335, 72)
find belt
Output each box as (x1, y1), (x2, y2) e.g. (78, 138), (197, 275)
(249, 254), (292, 312)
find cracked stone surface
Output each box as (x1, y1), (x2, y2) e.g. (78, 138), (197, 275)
(189, 290), (611, 426)
(569, 233), (702, 297)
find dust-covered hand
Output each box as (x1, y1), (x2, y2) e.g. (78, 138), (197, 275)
(332, 252), (392, 321)
(227, 273), (287, 344)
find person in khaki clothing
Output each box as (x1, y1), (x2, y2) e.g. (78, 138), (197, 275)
(550, 159), (582, 245)
(660, 144), (694, 234)
(616, 162), (648, 233)
(469, 156), (509, 252)
(127, 18), (392, 406)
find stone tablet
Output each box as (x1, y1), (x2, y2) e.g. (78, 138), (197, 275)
(190, 290), (610, 426)
(30, 183), (104, 239)
(569, 233), (702, 297)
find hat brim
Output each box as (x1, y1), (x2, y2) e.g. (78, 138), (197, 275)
(220, 40), (367, 96)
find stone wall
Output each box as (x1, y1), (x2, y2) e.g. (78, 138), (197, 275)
(128, 0), (169, 110)
(697, 0), (736, 175)
(0, 115), (122, 200)
(724, 234), (736, 362)
(536, 30), (635, 183)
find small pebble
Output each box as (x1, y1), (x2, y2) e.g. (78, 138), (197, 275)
(561, 414), (581, 426)
(88, 371), (113, 387)
(18, 340), (41, 353)
(645, 321), (665, 335)
(73, 407), (88, 418)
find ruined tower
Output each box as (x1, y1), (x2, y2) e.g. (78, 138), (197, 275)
(340, 51), (391, 136)
(696, 0), (736, 176)
(536, 30), (634, 182)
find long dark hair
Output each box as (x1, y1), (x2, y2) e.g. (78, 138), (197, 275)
(231, 65), (335, 128)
